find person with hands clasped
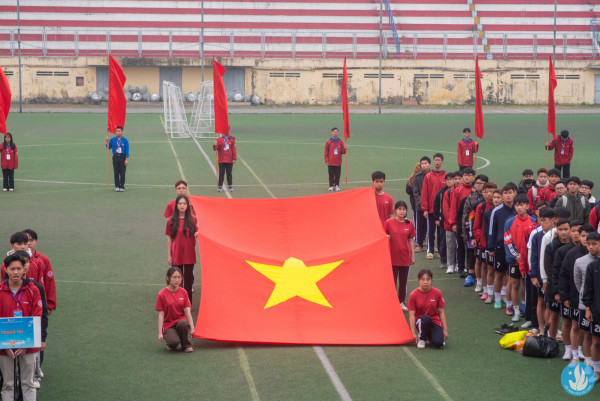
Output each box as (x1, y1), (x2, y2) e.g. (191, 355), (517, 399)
(1, 132), (18, 192)
(156, 266), (195, 353)
(324, 127), (347, 192)
(408, 269), (448, 349)
(105, 126), (129, 192)
(213, 131), (237, 193)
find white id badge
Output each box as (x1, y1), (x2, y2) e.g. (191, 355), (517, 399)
(465, 150), (469, 156)
(224, 144), (229, 151)
(116, 147), (122, 154)
(561, 149), (564, 155)
(334, 148), (338, 155)
(6, 154), (10, 160)
(13, 310), (22, 317)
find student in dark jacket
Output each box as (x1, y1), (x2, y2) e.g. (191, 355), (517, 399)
(433, 172), (454, 270)
(582, 255), (600, 383)
(406, 162), (422, 230)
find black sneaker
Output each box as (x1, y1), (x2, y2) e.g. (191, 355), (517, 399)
(458, 269), (468, 279)
(494, 323), (517, 335)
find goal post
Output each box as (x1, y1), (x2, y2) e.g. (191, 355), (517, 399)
(190, 81), (214, 138)
(163, 80), (191, 138)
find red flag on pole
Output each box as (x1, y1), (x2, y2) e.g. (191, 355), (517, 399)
(474, 56), (484, 139)
(0, 66), (11, 135)
(341, 58), (350, 141)
(213, 58), (229, 136)
(190, 187), (414, 345)
(107, 55), (127, 133)
(547, 56), (557, 139)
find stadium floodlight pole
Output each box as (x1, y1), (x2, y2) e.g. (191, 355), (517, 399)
(201, 0), (205, 81)
(17, 0), (22, 113)
(378, 0), (382, 114)
(552, 0), (557, 63)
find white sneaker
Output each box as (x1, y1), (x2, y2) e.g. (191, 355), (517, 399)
(417, 340), (426, 349)
(446, 266), (454, 274)
(454, 266), (460, 272)
(2, 188), (7, 192)
(511, 311), (521, 322)
(228, 186), (233, 192)
(33, 380), (40, 389)
(335, 185), (340, 192)
(115, 188), (120, 192)
(40, 369), (44, 378)
(474, 284), (483, 293)
(218, 186), (223, 192)
(562, 349), (573, 360)
(400, 302), (408, 312)
(520, 321), (532, 329)
(328, 186), (334, 191)
(8, 188), (13, 192)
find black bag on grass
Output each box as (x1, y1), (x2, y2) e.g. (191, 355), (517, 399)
(522, 335), (559, 358)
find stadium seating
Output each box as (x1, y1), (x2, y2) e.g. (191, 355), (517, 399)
(0, 0), (598, 60)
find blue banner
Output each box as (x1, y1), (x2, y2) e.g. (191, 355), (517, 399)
(0, 317), (41, 349)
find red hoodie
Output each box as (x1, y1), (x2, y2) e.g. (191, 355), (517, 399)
(545, 136), (573, 166)
(420, 170), (446, 214)
(473, 200), (493, 249)
(457, 139), (479, 167)
(539, 185), (556, 203)
(443, 187), (453, 231)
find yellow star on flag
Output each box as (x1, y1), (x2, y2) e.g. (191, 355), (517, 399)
(246, 257), (343, 309)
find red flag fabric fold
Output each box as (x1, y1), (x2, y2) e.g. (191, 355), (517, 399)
(341, 58), (350, 141)
(107, 55), (127, 134)
(0, 66), (11, 135)
(547, 57), (557, 139)
(190, 187), (414, 345)
(213, 58), (230, 136)
(474, 56), (484, 139)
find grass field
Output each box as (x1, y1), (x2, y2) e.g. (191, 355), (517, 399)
(2, 111), (600, 400)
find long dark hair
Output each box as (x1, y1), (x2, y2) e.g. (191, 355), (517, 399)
(3, 132), (15, 150)
(170, 195), (196, 239)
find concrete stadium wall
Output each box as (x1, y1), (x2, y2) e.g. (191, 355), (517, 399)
(0, 56), (598, 105)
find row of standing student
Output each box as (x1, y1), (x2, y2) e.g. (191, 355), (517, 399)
(0, 230), (56, 400)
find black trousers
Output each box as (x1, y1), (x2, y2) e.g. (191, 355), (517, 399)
(555, 164), (570, 179)
(437, 225), (447, 263)
(392, 266), (410, 303)
(218, 163), (233, 187)
(416, 315), (445, 347)
(328, 165), (341, 187)
(112, 154), (126, 188)
(2, 169), (14, 189)
(466, 247), (476, 272)
(415, 210), (427, 248)
(174, 264), (195, 305)
(456, 235), (466, 270)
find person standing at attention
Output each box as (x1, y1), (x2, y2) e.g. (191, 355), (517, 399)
(105, 126), (129, 192)
(457, 128), (479, 171)
(324, 127), (347, 192)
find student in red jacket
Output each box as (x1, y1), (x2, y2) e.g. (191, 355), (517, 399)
(449, 167), (475, 277)
(1, 132), (18, 192)
(472, 182), (497, 300)
(23, 229), (57, 314)
(457, 128), (479, 170)
(527, 168), (549, 213)
(213, 132), (237, 193)
(421, 153), (446, 259)
(545, 130), (574, 178)
(164, 180), (195, 218)
(372, 171), (393, 227)
(0, 253), (43, 400)
(538, 168), (561, 203)
(324, 127), (347, 192)
(444, 172), (462, 274)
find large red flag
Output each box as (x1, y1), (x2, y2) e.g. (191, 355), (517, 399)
(107, 55), (127, 133)
(547, 57), (557, 139)
(341, 58), (350, 141)
(0, 66), (11, 135)
(213, 58), (229, 136)
(190, 187), (414, 345)
(474, 56), (484, 139)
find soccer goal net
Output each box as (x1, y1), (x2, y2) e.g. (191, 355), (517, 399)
(190, 81), (214, 138)
(163, 80), (191, 138)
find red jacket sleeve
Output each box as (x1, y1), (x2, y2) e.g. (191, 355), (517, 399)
(14, 145), (18, 169)
(473, 203), (484, 245)
(42, 257), (57, 310)
(324, 140), (330, 164)
(421, 175), (431, 213)
(448, 187), (459, 226)
(457, 141), (464, 166)
(567, 138), (574, 161)
(589, 207), (599, 229)
(474, 141), (479, 153)
(232, 139), (237, 162)
(546, 137), (556, 150)
(212, 137), (224, 151)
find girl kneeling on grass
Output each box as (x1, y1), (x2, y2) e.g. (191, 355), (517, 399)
(156, 266), (195, 353)
(408, 269), (448, 349)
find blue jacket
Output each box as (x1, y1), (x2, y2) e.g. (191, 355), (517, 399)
(487, 203), (516, 251)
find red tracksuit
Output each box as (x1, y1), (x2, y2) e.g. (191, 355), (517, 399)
(457, 139), (479, 167)
(213, 135), (237, 163)
(545, 137), (573, 166)
(538, 185), (556, 203)
(0, 280), (43, 355)
(443, 187), (453, 231)
(324, 138), (346, 166)
(473, 200), (493, 249)
(504, 214), (538, 274)
(1, 144), (18, 169)
(420, 170), (446, 214)
(448, 183), (473, 227)
(31, 251), (57, 311)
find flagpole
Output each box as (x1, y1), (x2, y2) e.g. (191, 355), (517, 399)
(215, 132), (219, 191)
(106, 145), (109, 192)
(345, 139), (349, 191)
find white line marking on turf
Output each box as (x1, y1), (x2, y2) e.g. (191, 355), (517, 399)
(238, 155), (276, 198)
(313, 346), (353, 401)
(237, 346), (262, 401)
(56, 280), (161, 286)
(165, 132), (188, 182)
(401, 347), (453, 401)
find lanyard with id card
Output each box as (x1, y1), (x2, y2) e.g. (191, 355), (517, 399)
(12, 290), (23, 317)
